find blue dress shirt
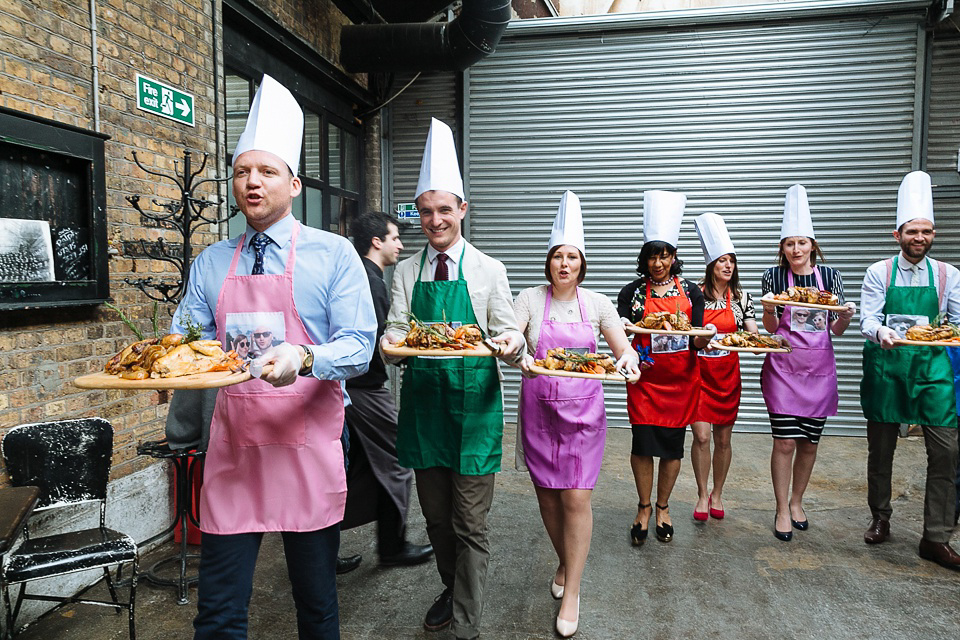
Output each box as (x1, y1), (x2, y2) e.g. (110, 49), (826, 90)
(171, 214), (377, 382)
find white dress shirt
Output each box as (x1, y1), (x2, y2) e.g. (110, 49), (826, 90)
(425, 237), (466, 281)
(860, 251), (960, 342)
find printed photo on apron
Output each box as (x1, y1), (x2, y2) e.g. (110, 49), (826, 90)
(226, 310), (286, 360)
(885, 313), (928, 339)
(698, 333), (728, 358)
(652, 333), (689, 354)
(789, 307), (826, 333)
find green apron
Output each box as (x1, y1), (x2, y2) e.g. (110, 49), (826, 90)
(861, 256), (957, 427)
(397, 247), (505, 475)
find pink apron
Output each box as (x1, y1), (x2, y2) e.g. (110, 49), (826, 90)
(201, 222), (346, 534)
(519, 286), (606, 489)
(760, 268), (838, 418)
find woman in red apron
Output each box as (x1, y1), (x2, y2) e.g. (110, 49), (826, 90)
(691, 213), (759, 523)
(760, 185), (856, 541)
(617, 237), (715, 547)
(514, 193), (640, 637)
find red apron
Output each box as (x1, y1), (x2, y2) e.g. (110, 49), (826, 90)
(201, 222), (347, 534)
(696, 289), (741, 425)
(627, 278), (700, 428)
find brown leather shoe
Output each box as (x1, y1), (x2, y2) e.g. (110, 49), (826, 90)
(918, 539), (960, 570)
(863, 517), (889, 544)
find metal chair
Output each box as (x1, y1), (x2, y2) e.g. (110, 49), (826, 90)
(0, 418), (138, 640)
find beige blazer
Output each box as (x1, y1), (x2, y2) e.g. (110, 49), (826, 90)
(387, 240), (522, 341)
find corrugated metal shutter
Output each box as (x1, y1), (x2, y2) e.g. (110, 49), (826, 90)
(465, 7), (930, 435)
(927, 33), (960, 179)
(383, 72), (458, 397)
(386, 71), (458, 262)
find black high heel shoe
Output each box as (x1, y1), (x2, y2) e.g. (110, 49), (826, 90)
(655, 503), (674, 543)
(630, 502), (651, 546)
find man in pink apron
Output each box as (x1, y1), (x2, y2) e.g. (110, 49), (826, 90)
(171, 75), (377, 640)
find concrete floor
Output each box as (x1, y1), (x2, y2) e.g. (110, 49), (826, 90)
(14, 425), (960, 639)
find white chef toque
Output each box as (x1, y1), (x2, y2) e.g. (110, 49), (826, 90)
(232, 75), (304, 176)
(780, 184), (815, 240)
(695, 212), (735, 265)
(547, 190), (586, 254)
(415, 118), (465, 201)
(642, 190), (686, 247)
(896, 170), (935, 229)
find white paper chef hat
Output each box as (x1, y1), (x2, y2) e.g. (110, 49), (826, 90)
(642, 190), (686, 247)
(695, 212), (735, 265)
(415, 118), (465, 201)
(232, 75), (304, 176)
(896, 170), (935, 229)
(780, 184), (815, 240)
(547, 191), (586, 254)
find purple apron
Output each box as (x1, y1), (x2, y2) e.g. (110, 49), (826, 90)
(519, 286), (607, 489)
(761, 268), (839, 418)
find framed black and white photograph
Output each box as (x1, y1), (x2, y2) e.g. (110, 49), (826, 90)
(0, 219), (55, 283)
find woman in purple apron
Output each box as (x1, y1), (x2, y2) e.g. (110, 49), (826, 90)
(514, 192), (640, 638)
(760, 185), (856, 541)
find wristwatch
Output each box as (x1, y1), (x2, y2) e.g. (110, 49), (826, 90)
(299, 345), (314, 375)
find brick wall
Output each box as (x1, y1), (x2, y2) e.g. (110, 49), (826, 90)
(0, 0), (367, 484)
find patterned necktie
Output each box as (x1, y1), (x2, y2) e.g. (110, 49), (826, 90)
(434, 253), (449, 281)
(909, 262), (920, 286)
(250, 232), (270, 275)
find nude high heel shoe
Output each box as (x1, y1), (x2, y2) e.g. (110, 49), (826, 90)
(550, 578), (564, 600)
(555, 596), (579, 637)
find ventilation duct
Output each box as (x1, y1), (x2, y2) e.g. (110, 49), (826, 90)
(340, 0), (511, 73)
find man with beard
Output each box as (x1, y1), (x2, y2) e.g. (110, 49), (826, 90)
(337, 211), (433, 573)
(860, 170), (960, 569)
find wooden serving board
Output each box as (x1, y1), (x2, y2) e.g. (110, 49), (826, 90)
(708, 341), (791, 354)
(74, 370), (252, 390)
(625, 325), (715, 337)
(382, 343), (498, 358)
(528, 364), (640, 383)
(893, 339), (960, 348)
(767, 299), (846, 312)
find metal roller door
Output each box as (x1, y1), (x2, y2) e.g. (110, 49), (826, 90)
(464, 2), (938, 436)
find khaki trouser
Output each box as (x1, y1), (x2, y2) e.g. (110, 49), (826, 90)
(867, 420), (959, 543)
(414, 467), (496, 640)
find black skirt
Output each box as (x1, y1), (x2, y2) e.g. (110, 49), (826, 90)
(631, 424), (686, 460)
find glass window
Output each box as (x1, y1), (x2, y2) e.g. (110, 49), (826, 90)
(343, 130), (359, 192)
(225, 74), (251, 157)
(303, 111), (322, 179)
(328, 125), (342, 188)
(304, 186), (322, 229)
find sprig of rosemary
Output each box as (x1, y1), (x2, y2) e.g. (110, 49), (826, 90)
(179, 312), (204, 343)
(104, 302), (145, 341)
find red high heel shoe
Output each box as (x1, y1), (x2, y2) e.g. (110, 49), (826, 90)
(693, 498), (708, 522)
(708, 496), (724, 520)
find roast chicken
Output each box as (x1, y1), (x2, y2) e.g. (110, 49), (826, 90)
(105, 334), (245, 378)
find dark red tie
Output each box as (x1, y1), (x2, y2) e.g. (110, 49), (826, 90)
(434, 253), (449, 281)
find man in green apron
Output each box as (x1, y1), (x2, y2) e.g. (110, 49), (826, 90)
(383, 119), (524, 639)
(860, 170), (960, 569)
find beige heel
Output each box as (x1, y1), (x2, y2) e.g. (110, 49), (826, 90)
(555, 596), (579, 637)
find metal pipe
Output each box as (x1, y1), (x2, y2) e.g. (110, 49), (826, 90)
(89, 0), (100, 132)
(340, 0), (511, 73)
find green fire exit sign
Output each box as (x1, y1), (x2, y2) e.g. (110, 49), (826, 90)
(136, 74), (194, 127)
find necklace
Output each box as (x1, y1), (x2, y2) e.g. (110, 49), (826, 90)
(650, 276), (672, 286)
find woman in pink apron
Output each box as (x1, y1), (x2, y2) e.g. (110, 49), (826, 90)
(760, 185), (856, 541)
(692, 213), (758, 523)
(514, 192), (639, 638)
